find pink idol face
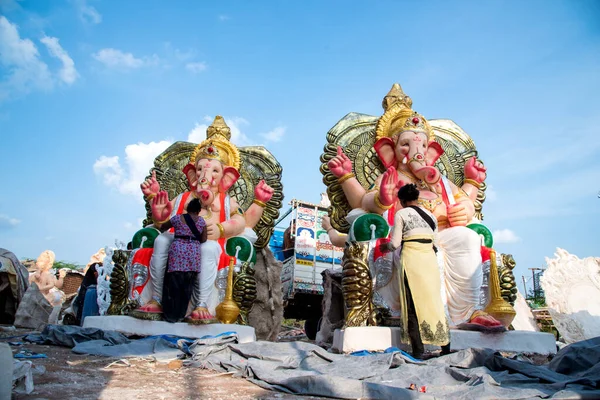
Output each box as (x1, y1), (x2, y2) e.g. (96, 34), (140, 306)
(397, 131), (428, 163)
(195, 159), (224, 190)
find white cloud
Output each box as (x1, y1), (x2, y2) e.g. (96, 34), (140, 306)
(0, 16), (53, 100)
(260, 126), (286, 143)
(218, 15), (230, 21)
(93, 140), (172, 198)
(93, 155), (123, 186)
(92, 48), (159, 70)
(493, 229), (520, 244)
(40, 36), (78, 85)
(185, 61), (207, 73)
(187, 116), (252, 146)
(124, 222), (133, 230)
(0, 214), (20, 229)
(76, 0), (102, 24)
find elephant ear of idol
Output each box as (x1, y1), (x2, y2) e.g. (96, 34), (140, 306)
(320, 87), (487, 234)
(142, 142), (283, 249)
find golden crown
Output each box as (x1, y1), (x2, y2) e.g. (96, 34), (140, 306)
(190, 116), (241, 170)
(375, 83), (434, 141)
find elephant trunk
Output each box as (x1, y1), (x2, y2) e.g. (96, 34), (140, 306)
(408, 159), (440, 184)
(196, 188), (214, 206)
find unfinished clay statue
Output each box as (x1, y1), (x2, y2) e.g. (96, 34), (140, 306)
(28, 250), (65, 306)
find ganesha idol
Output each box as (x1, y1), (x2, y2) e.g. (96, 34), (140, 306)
(320, 84), (518, 333)
(113, 116), (284, 323)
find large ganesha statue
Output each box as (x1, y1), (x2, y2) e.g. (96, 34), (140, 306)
(107, 116), (283, 324)
(321, 84), (517, 332)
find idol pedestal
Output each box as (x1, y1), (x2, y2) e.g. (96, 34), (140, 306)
(332, 327), (557, 355)
(83, 315), (256, 343)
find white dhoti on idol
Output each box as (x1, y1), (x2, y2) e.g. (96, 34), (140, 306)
(191, 240), (222, 315)
(437, 226), (483, 326)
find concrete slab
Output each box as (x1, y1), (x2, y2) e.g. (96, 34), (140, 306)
(332, 327), (402, 353)
(83, 315), (256, 343)
(332, 327), (557, 355)
(0, 343), (12, 399)
(450, 329), (557, 355)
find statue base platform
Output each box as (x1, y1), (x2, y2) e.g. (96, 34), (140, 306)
(83, 315), (256, 343)
(332, 327), (557, 355)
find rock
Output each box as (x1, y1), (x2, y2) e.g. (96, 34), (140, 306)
(315, 269), (344, 347)
(540, 248), (600, 344)
(14, 283), (54, 331)
(247, 247), (283, 341)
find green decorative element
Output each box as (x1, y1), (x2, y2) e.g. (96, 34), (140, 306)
(467, 223), (493, 248)
(351, 214), (390, 242)
(225, 236), (254, 262)
(132, 228), (161, 249)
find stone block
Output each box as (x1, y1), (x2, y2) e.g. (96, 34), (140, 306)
(0, 343), (12, 399)
(450, 329), (557, 355)
(332, 327), (557, 355)
(83, 315), (256, 343)
(332, 327), (403, 353)
(14, 283), (53, 331)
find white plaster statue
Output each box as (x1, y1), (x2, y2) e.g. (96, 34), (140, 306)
(541, 248), (600, 343)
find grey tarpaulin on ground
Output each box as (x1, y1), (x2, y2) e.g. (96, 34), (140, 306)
(26, 324), (130, 347)
(25, 325), (600, 399)
(185, 337), (600, 399)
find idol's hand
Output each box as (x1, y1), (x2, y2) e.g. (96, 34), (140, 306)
(254, 180), (274, 203)
(151, 191), (172, 222)
(464, 156), (487, 183)
(141, 170), (160, 197)
(447, 202), (469, 226)
(328, 146), (353, 178)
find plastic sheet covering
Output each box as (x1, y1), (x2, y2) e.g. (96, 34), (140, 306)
(26, 324), (600, 399)
(25, 324), (130, 347)
(183, 337), (600, 399)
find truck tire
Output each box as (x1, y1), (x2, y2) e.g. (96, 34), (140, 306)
(304, 318), (320, 340)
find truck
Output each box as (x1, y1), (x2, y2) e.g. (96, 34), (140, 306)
(269, 198), (343, 339)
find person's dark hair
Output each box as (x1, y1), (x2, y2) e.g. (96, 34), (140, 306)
(187, 198), (202, 214)
(398, 184), (420, 203)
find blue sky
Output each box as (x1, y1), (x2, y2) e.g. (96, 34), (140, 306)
(0, 0), (598, 288)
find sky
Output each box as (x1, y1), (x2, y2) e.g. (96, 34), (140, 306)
(0, 0), (599, 288)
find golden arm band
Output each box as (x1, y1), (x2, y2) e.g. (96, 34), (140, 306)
(216, 223), (225, 238)
(374, 193), (393, 210)
(463, 179), (482, 189)
(253, 199), (267, 208)
(337, 173), (355, 185)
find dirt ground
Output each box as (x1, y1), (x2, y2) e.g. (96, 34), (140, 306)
(5, 328), (327, 400)
(4, 326), (553, 399)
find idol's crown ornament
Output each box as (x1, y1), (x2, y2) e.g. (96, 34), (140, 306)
(190, 116), (241, 169)
(376, 83), (434, 141)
